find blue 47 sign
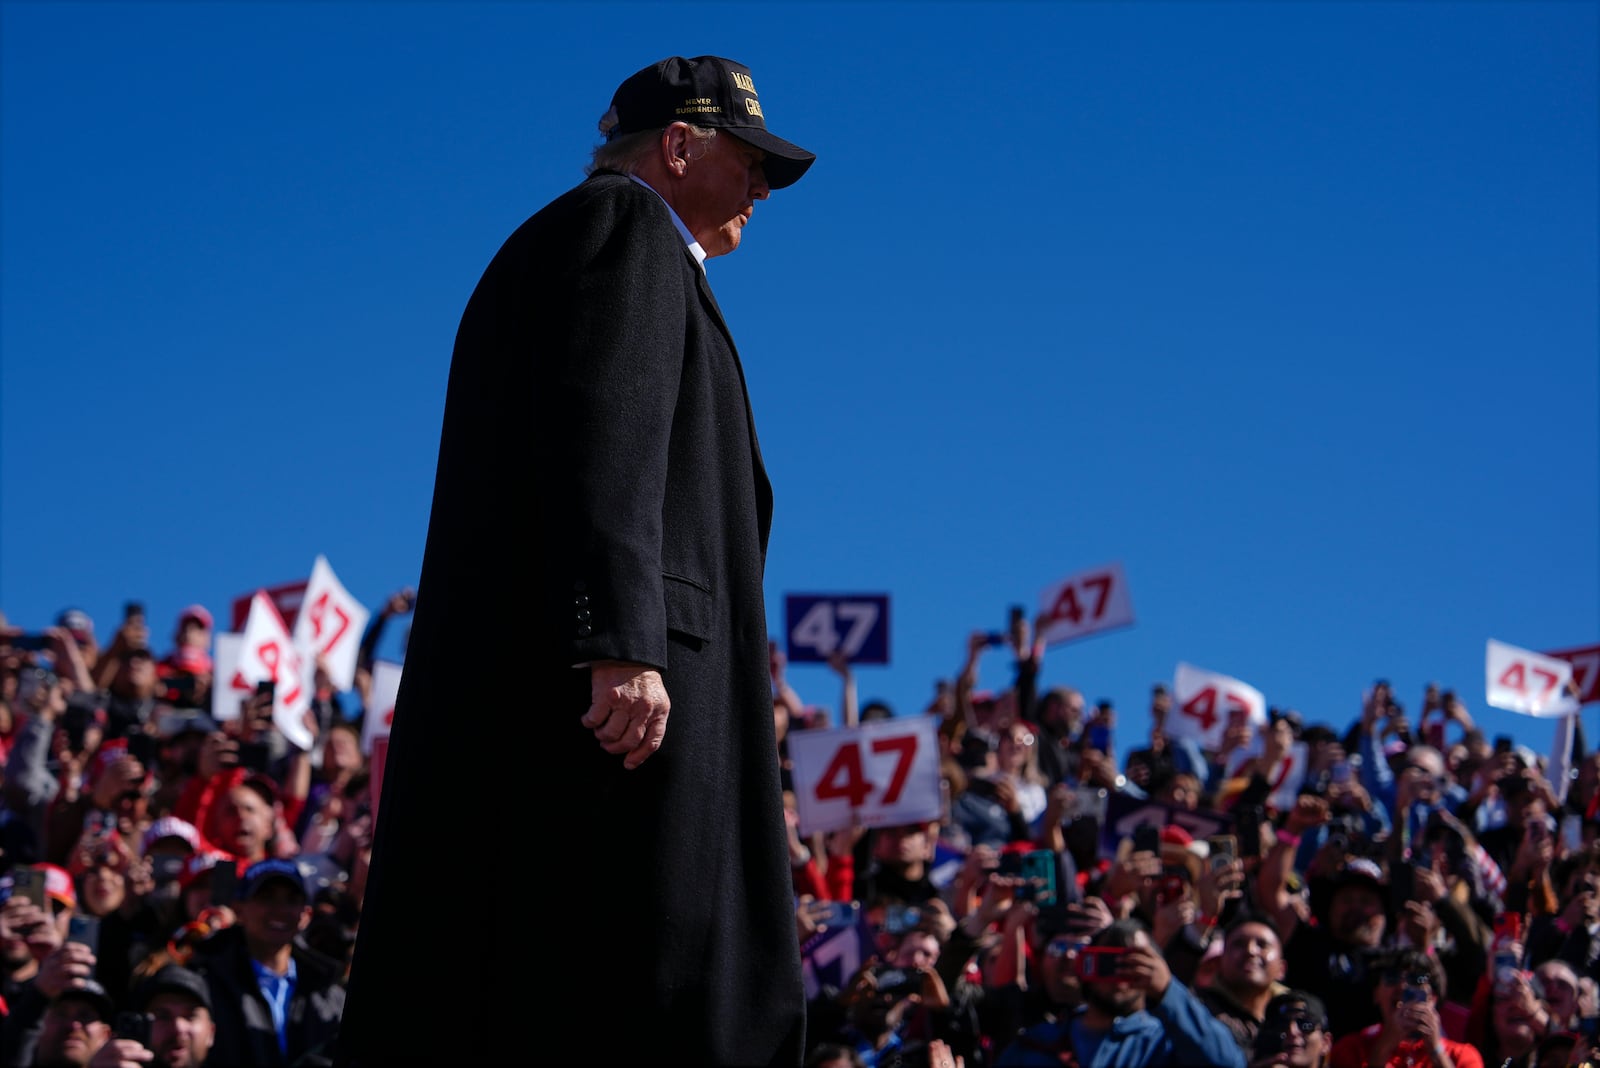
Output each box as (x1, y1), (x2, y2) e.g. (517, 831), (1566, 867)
(784, 594), (890, 665)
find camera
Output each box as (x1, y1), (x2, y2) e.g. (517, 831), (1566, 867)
(1074, 945), (1129, 982)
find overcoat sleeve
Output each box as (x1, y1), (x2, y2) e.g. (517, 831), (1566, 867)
(529, 182), (690, 671)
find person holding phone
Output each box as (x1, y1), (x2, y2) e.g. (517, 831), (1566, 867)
(1326, 949), (1482, 1068)
(995, 919), (1245, 1067)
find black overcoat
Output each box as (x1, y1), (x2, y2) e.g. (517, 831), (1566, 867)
(338, 173), (805, 1066)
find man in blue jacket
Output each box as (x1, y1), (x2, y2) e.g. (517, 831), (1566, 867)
(997, 919), (1245, 1068)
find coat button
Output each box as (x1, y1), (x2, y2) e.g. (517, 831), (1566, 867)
(576, 624), (592, 637)
(575, 595), (589, 607)
(576, 609), (591, 622)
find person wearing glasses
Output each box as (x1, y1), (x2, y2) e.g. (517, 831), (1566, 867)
(1251, 991), (1332, 1068)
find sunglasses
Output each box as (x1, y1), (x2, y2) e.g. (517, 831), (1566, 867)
(1045, 937), (1086, 959)
(1277, 1016), (1321, 1036)
(1381, 971), (1434, 987)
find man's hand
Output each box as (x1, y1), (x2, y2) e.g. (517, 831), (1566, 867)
(1119, 938), (1173, 1000)
(584, 661), (670, 769)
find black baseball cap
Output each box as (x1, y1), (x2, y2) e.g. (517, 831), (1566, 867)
(605, 56), (815, 188)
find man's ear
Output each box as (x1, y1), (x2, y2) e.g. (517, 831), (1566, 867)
(298, 905), (313, 932)
(658, 123), (691, 177)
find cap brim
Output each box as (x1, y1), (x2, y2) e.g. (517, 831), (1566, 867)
(726, 127), (815, 189)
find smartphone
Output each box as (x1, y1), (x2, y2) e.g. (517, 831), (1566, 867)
(1075, 945), (1129, 982)
(112, 1011), (151, 1048)
(10, 866), (47, 909)
(1494, 911), (1522, 944)
(982, 632), (1008, 648)
(815, 901), (860, 932)
(123, 602), (145, 621)
(1400, 983), (1429, 1005)
(1020, 849), (1058, 906)
(1156, 873), (1187, 906)
(1579, 1016), (1600, 1041)
(1494, 735), (1514, 755)
(1331, 761), (1352, 785)
(9, 633), (52, 653)
(254, 678), (276, 701)
(66, 914), (101, 954)
(1206, 835), (1237, 870)
(1235, 805), (1264, 859)
(209, 860), (239, 906)
(871, 965), (919, 1000)
(1132, 823), (1160, 856)
(882, 904), (921, 935)
(1087, 725), (1112, 753)
(237, 740), (271, 773)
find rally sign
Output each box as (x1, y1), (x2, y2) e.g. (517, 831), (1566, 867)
(1546, 643), (1600, 706)
(785, 594), (890, 664)
(1099, 793), (1230, 856)
(1222, 742), (1309, 812)
(235, 593), (314, 751)
(801, 910), (865, 1002)
(1168, 662), (1267, 751)
(291, 555), (370, 692)
(788, 715), (940, 836)
(1036, 562), (1135, 647)
(211, 632), (248, 722)
(1486, 639), (1580, 717)
(229, 579), (309, 633)
(362, 659), (403, 754)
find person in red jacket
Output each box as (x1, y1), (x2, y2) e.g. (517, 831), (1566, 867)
(1327, 949), (1483, 1068)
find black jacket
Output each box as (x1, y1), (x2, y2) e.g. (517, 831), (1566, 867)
(190, 926), (345, 1067)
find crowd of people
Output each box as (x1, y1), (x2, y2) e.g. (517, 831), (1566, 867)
(0, 598), (1595, 1068)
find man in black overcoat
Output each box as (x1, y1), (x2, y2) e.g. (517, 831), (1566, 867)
(336, 56), (816, 1067)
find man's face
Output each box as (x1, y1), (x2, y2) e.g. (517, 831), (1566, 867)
(1262, 1007), (1329, 1068)
(1327, 883), (1386, 948)
(238, 880), (308, 953)
(1220, 922), (1284, 994)
(1534, 962), (1579, 1025)
(215, 786), (274, 861)
(874, 824), (929, 866)
(148, 992), (215, 1068)
(889, 931), (940, 973)
(1039, 934), (1086, 1007)
(37, 997), (109, 1067)
(674, 129), (770, 257)
(1081, 930), (1149, 1018)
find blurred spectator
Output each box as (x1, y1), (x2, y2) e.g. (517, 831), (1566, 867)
(25, 978), (113, 1068)
(189, 859), (343, 1066)
(1251, 990), (1332, 1068)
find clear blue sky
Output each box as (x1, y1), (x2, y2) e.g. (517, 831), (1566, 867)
(2, 2), (1596, 764)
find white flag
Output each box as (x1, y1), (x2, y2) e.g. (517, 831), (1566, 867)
(238, 592), (315, 751)
(1486, 639), (1581, 717)
(291, 555), (370, 692)
(1168, 662), (1267, 752)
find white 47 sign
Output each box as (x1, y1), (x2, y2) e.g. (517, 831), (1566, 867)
(1486, 639), (1579, 717)
(1036, 562), (1135, 646)
(788, 716), (941, 836)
